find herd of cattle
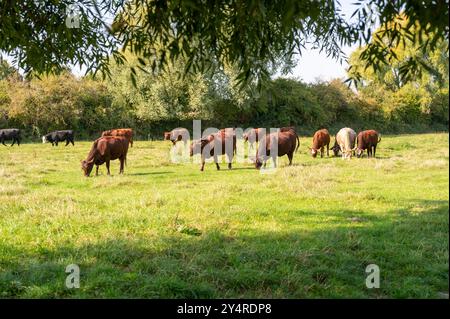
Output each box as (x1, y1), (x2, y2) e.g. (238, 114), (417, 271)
(0, 126), (381, 175)
(165, 126), (381, 171)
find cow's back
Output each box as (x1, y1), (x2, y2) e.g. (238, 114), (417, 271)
(313, 129), (330, 147)
(94, 136), (128, 160)
(359, 130), (379, 147)
(337, 128), (356, 152)
(259, 130), (296, 157)
(0, 128), (20, 138)
(102, 128), (133, 137)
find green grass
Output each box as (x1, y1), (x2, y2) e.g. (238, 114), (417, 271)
(0, 133), (448, 298)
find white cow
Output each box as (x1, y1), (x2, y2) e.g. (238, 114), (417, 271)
(332, 127), (356, 159)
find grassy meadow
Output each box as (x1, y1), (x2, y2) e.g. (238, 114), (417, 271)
(0, 133), (448, 298)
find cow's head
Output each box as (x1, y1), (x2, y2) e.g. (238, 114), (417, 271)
(189, 137), (212, 157)
(331, 144), (340, 157)
(254, 149), (264, 169)
(254, 158), (263, 169)
(163, 132), (171, 141)
(81, 160), (94, 177)
(309, 147), (318, 158)
(356, 148), (364, 158)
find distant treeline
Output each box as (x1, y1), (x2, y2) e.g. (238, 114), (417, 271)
(1, 17), (448, 140)
(0, 46), (448, 141)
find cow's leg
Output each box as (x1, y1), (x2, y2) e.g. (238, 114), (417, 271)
(96, 165), (99, 176)
(10, 139), (15, 146)
(373, 145), (377, 158)
(320, 147), (324, 158)
(327, 143), (329, 156)
(17, 137), (20, 146)
(106, 161), (111, 175)
(55, 140), (58, 146)
(1, 139), (6, 146)
(200, 154), (205, 171)
(227, 152), (232, 169)
(71, 139), (75, 146)
(119, 157), (124, 174)
(287, 152), (293, 165)
(272, 155), (277, 168)
(214, 154), (220, 170)
(65, 140), (69, 146)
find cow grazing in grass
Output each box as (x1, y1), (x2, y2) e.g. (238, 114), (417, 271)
(243, 128), (263, 150)
(190, 129), (236, 171)
(102, 128), (134, 147)
(164, 128), (190, 146)
(309, 129), (330, 158)
(42, 130), (75, 146)
(356, 130), (381, 158)
(255, 127), (300, 169)
(81, 136), (129, 177)
(0, 128), (21, 146)
(331, 127), (356, 159)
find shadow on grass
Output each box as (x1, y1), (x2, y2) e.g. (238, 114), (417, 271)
(0, 200), (447, 299)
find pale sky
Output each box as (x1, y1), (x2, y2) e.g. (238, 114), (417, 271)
(287, 0), (360, 83)
(2, 1), (361, 84)
(290, 43), (357, 83)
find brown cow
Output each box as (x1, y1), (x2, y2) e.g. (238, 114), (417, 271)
(309, 129), (330, 158)
(81, 136), (129, 176)
(102, 128), (134, 147)
(356, 130), (381, 158)
(190, 129), (236, 171)
(255, 128), (300, 169)
(164, 128), (189, 146)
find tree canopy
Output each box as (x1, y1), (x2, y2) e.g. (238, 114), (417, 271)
(0, 0), (448, 85)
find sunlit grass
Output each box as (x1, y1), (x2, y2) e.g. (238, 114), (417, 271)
(0, 133), (448, 298)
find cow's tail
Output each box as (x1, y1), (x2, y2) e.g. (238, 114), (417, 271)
(378, 133), (382, 143)
(295, 132), (300, 153)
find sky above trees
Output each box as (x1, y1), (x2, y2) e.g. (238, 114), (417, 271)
(292, 0), (359, 82)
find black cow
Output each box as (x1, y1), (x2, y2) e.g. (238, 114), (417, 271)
(42, 130), (75, 146)
(0, 129), (21, 146)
